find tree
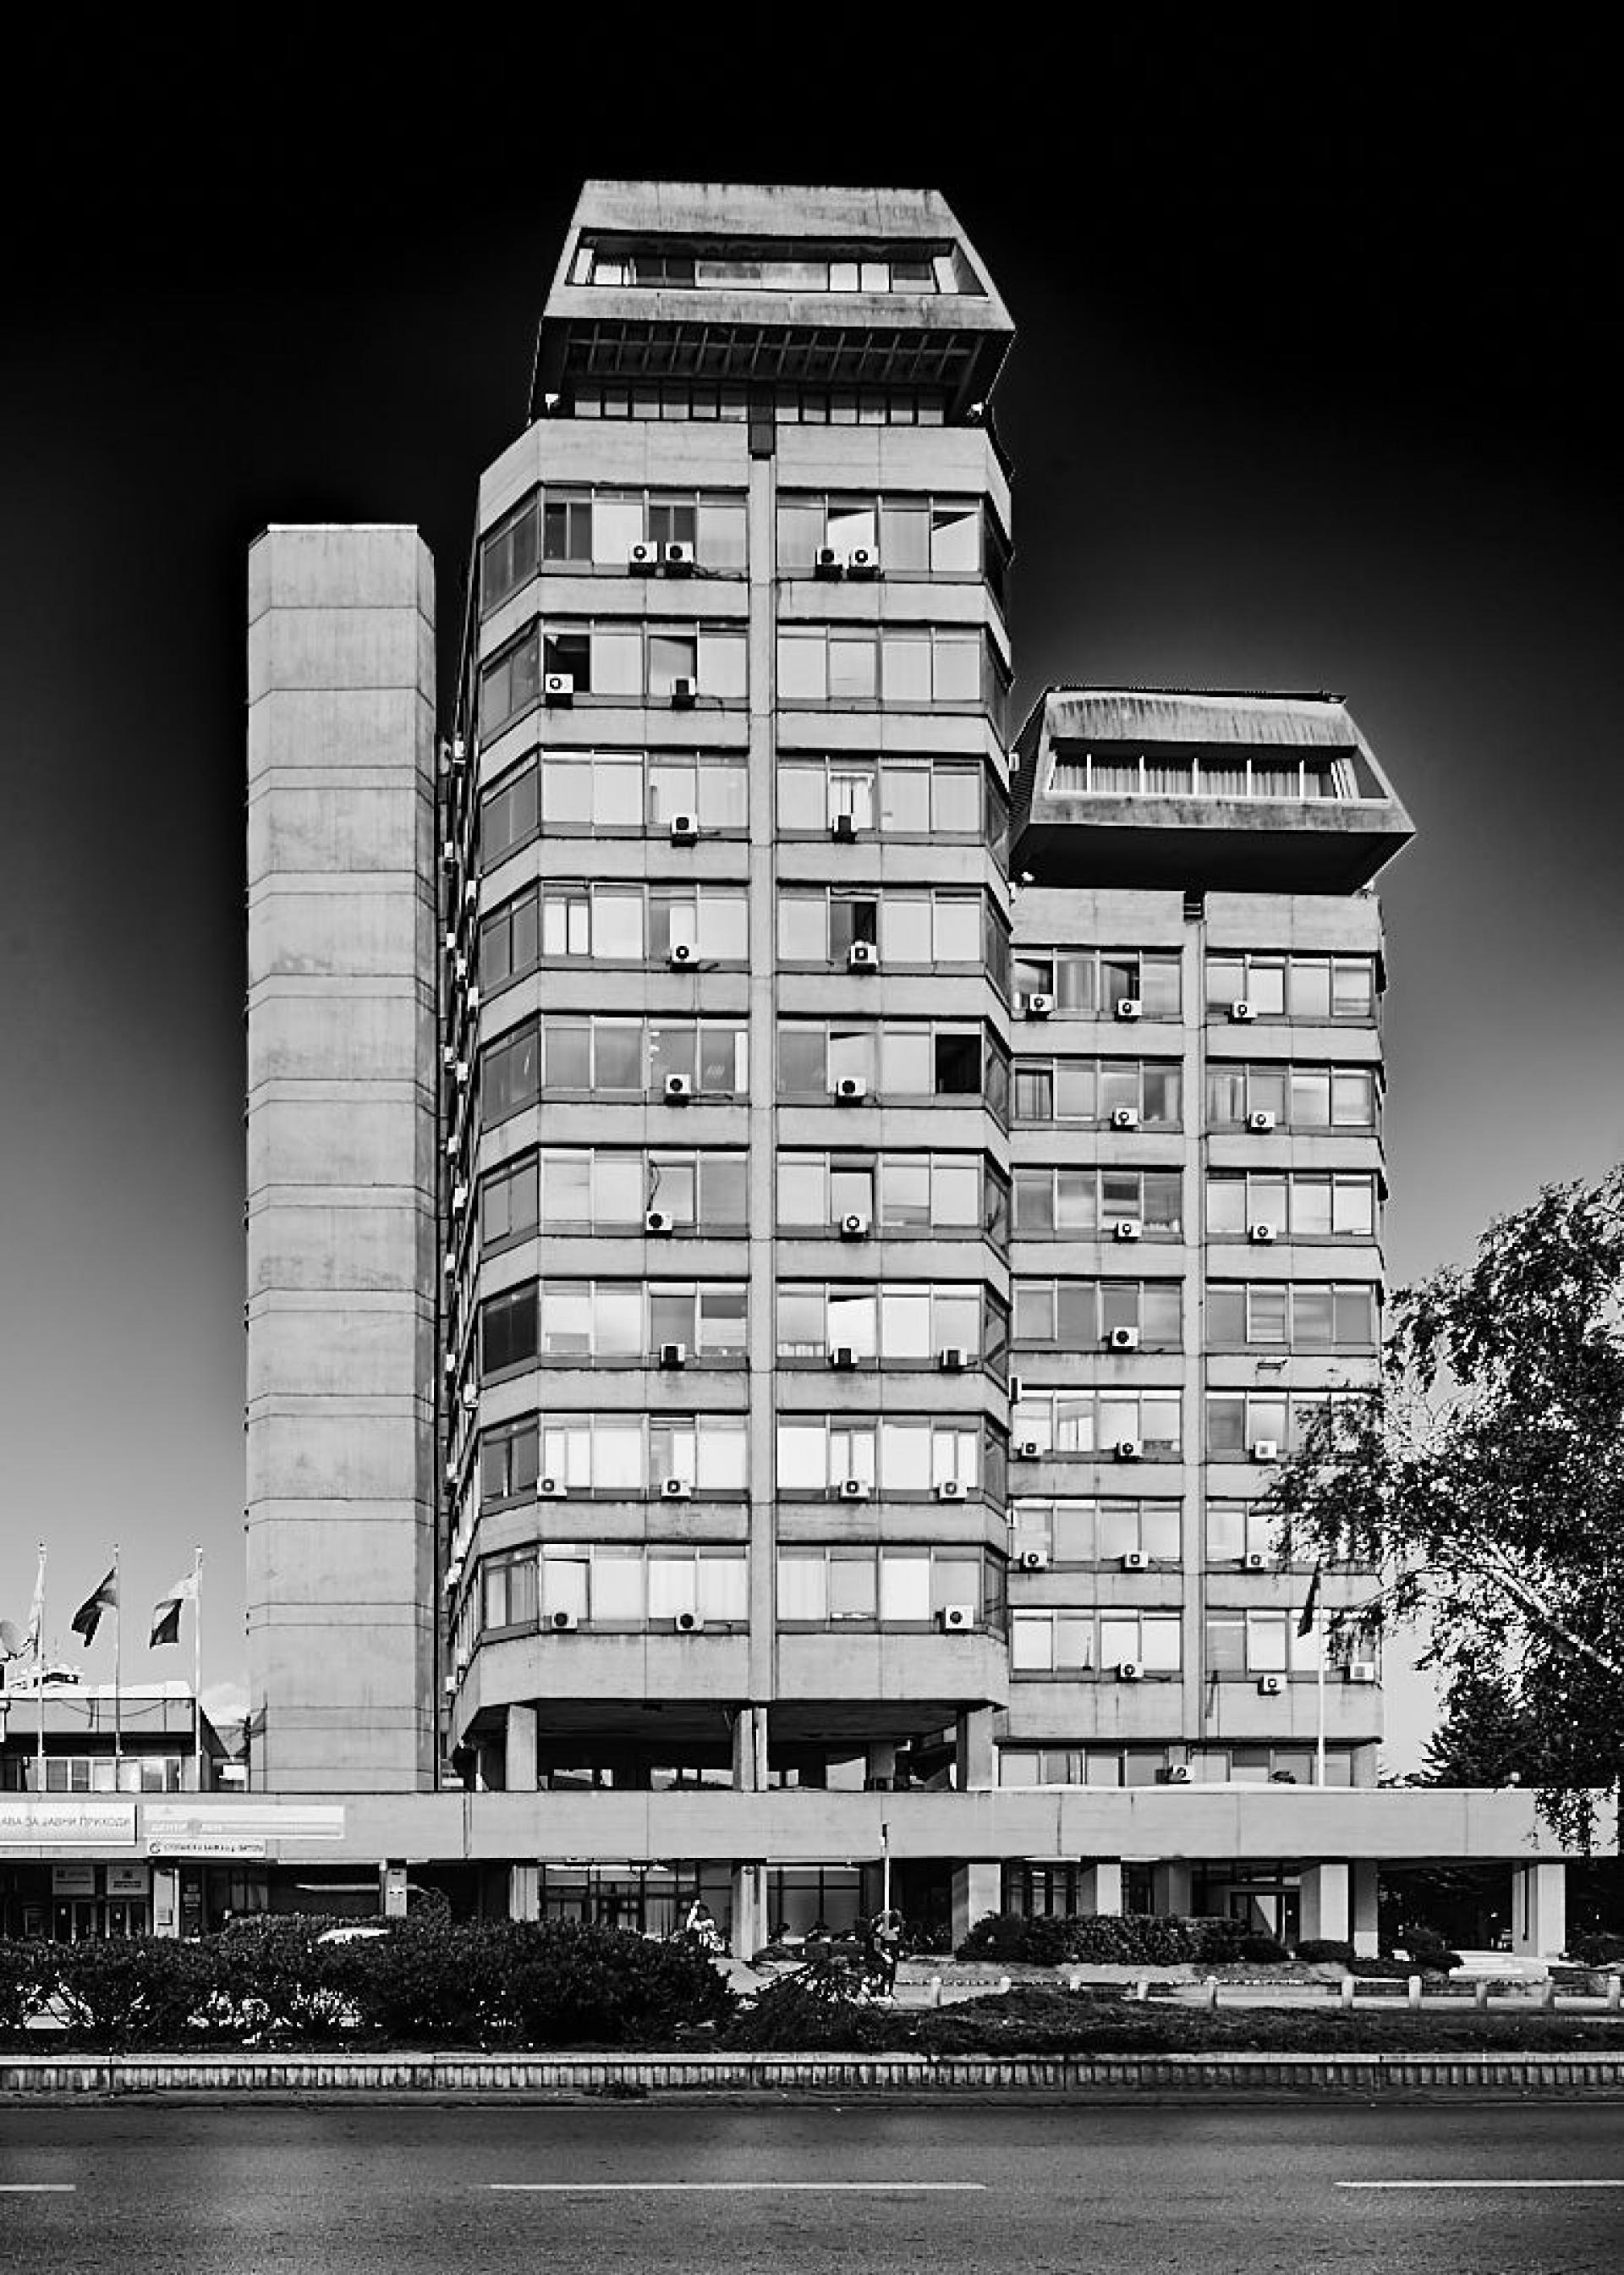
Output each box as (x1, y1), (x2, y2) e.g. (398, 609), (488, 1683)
(1420, 1664), (1553, 1788)
(1268, 1165), (1624, 1844)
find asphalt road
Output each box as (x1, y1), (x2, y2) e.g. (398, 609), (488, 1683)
(3, 2101), (1623, 2273)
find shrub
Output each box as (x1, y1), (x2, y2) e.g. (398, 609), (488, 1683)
(0, 1939), (54, 2042)
(492, 1921), (733, 2047)
(344, 1915), (497, 2044)
(954, 1911), (1251, 1967)
(212, 1915), (375, 2043)
(1294, 1938), (1354, 1965)
(725, 1971), (896, 2052)
(1396, 1927), (1463, 1974)
(1237, 1933), (1291, 1964)
(52, 1936), (222, 2048)
(1569, 1932), (1624, 1968)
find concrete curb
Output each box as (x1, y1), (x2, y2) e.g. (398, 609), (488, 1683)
(7, 2050), (1624, 2096)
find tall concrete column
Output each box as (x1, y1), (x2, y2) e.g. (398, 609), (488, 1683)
(245, 525), (438, 1792)
(506, 1704), (539, 1793)
(731, 1863), (767, 1957)
(1078, 1861), (1124, 1917)
(731, 1705), (768, 1791)
(1150, 1861), (1193, 1916)
(1351, 1860), (1379, 1957)
(1512, 1861), (1566, 1957)
(951, 1861), (1001, 1945)
(956, 1708), (996, 1790)
(1299, 1862), (1350, 1944)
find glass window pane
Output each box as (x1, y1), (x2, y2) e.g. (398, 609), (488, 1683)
(777, 632), (826, 700)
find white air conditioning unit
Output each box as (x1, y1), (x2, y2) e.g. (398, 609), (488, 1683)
(537, 1477), (567, 1500)
(1016, 1438), (1043, 1459)
(443, 1559), (464, 1591)
(443, 1131), (460, 1159)
(668, 814), (699, 844)
(451, 1180), (469, 1215)
(673, 1610), (705, 1633)
(1247, 1110), (1277, 1134)
(1248, 1223), (1278, 1245)
(659, 1343), (688, 1371)
(464, 878), (479, 908)
(670, 676), (698, 707)
(543, 672), (574, 704)
(550, 1609), (579, 1633)
(442, 1350), (457, 1376)
(939, 1604), (974, 1632)
(1112, 1220), (1143, 1244)
(1116, 1547), (1149, 1574)
(442, 1250), (457, 1278)
(1110, 1107), (1140, 1131)
(848, 941), (880, 970)
(1023, 992), (1055, 1019)
(466, 985), (480, 1014)
(827, 1344), (860, 1373)
(645, 1209), (675, 1235)
(662, 541), (694, 574)
(667, 942), (697, 968)
(455, 1060), (470, 1086)
(1347, 1661), (1379, 1684)
(628, 539), (661, 571)
(1114, 1438), (1143, 1462)
(1108, 1327), (1141, 1352)
(815, 547), (844, 579)
(1116, 1660), (1144, 1682)
(834, 1076), (867, 1102)
(830, 812), (859, 842)
(839, 1212), (871, 1240)
(1243, 1550), (1267, 1571)
(443, 1675), (458, 1696)
(846, 546), (881, 578)
(837, 1478), (870, 1502)
(1018, 1549), (1050, 1571)
(1159, 1764), (1193, 1784)
(664, 1074), (693, 1102)
(935, 1478), (966, 1503)
(1116, 997), (1143, 1022)
(938, 1346), (969, 1372)
(1230, 1000), (1258, 1024)
(459, 1384), (478, 1410)
(661, 1477), (693, 1501)
(1251, 1439), (1280, 1463)
(1257, 1673), (1285, 1696)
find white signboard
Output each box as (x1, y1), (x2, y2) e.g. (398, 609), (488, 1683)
(143, 1802), (344, 1843)
(146, 1837), (267, 1860)
(0, 1801), (136, 1845)
(106, 1864), (151, 1897)
(52, 1864), (96, 1896)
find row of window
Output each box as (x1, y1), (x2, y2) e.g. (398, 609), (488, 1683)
(481, 882), (752, 982)
(1050, 750), (1358, 802)
(1013, 1061), (1379, 1129)
(775, 626), (998, 708)
(1013, 1169), (1379, 1241)
(776, 888), (1007, 976)
(1010, 1497), (1300, 1567)
(480, 1412), (1003, 1503)
(1009, 1609), (1351, 1679)
(568, 382), (952, 426)
(776, 495), (1004, 596)
(1012, 1279), (1183, 1350)
(1205, 1282), (1380, 1350)
(482, 624), (748, 735)
(571, 245), (977, 296)
(479, 749), (1004, 854)
(996, 1746), (1360, 1789)
(483, 490), (749, 610)
(774, 1282), (1008, 1366)
(8, 1756), (185, 1795)
(1012, 1390), (1373, 1459)
(1011, 952), (1379, 1024)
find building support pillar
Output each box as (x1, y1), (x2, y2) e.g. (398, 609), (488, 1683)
(731, 1705), (768, 1792)
(508, 1863), (540, 1923)
(1298, 1861), (1351, 1946)
(730, 1863), (767, 1958)
(951, 1861), (1001, 1946)
(1351, 1860), (1380, 1958)
(955, 1708), (996, 1791)
(505, 1703), (538, 1793)
(1150, 1860), (1193, 1917)
(864, 1739), (898, 1790)
(1512, 1861), (1566, 1957)
(1078, 1861), (1124, 1917)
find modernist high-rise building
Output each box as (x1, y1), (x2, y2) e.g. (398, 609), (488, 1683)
(243, 181), (1426, 1947)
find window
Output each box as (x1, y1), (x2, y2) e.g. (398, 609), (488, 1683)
(1013, 1060), (1182, 1127)
(775, 1414), (994, 1497)
(1205, 1390), (1374, 1458)
(1013, 1167), (1183, 1236)
(1010, 1609), (1181, 1676)
(776, 626), (995, 708)
(485, 749), (747, 844)
(1206, 1173), (1378, 1242)
(776, 1547), (998, 1627)
(1049, 749), (1360, 801)
(1012, 1393), (1181, 1459)
(1012, 1498), (1181, 1565)
(1206, 1282), (1379, 1350)
(776, 1021), (1005, 1113)
(1206, 1501), (1289, 1565)
(521, 1544), (749, 1630)
(1012, 1280), (1182, 1351)
(482, 1550), (539, 1633)
(1204, 1611), (1325, 1678)
(1206, 1064), (1379, 1130)
(489, 1280), (749, 1366)
(482, 488), (746, 601)
(1015, 949), (1181, 1019)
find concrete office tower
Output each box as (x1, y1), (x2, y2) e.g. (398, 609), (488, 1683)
(246, 526), (439, 1791)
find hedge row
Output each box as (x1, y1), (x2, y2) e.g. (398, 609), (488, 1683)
(0, 1917), (730, 2050)
(955, 1912), (1289, 1965)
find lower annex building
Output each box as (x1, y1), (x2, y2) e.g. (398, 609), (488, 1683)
(4, 179), (1580, 1954)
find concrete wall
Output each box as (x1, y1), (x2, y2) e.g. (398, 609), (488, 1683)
(246, 525), (437, 1792)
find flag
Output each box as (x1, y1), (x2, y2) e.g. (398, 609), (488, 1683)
(1296, 1563), (1322, 1640)
(71, 1566), (118, 1645)
(25, 1547), (45, 1657)
(150, 1569), (198, 1649)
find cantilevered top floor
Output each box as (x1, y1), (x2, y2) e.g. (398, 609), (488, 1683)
(1012, 687), (1415, 893)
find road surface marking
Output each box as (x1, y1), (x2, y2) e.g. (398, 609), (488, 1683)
(1339, 2180), (1624, 2191)
(487, 2182), (987, 2194)
(0, 2185), (76, 2194)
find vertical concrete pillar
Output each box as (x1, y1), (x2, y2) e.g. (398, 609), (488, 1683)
(1299, 1862), (1351, 1945)
(506, 1704), (539, 1792)
(955, 1708), (996, 1791)
(1512, 1861), (1566, 1956)
(1079, 1861), (1125, 1916)
(951, 1861), (1002, 1946)
(865, 1740), (898, 1789)
(245, 525), (438, 1793)
(731, 1705), (768, 1792)
(1150, 1861), (1193, 1917)
(730, 1863), (767, 1958)
(1351, 1860), (1380, 1958)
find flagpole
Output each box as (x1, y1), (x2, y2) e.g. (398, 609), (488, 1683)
(36, 1544), (47, 1792)
(1315, 1638), (1327, 1788)
(193, 1546), (204, 1790)
(112, 1541), (123, 1785)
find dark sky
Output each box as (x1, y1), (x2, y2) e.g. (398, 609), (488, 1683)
(3, 14), (1620, 1756)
